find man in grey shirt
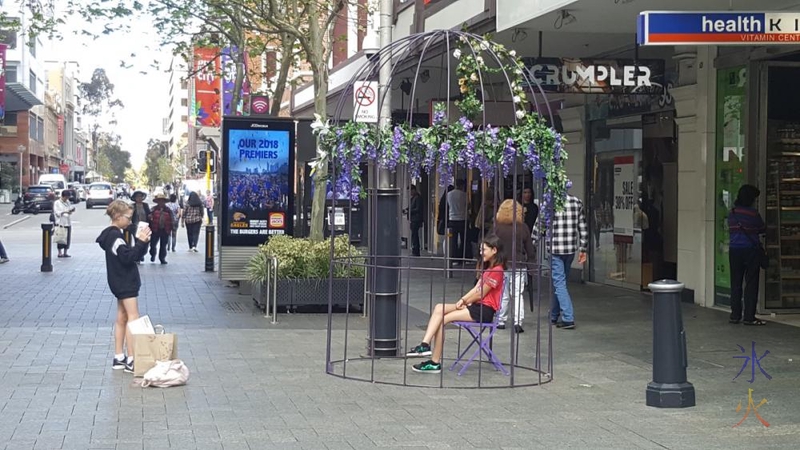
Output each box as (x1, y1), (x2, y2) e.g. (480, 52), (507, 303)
(446, 179), (471, 263)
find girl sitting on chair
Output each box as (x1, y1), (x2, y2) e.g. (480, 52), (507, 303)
(406, 235), (507, 373)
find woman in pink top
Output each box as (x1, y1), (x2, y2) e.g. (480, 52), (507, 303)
(407, 235), (507, 373)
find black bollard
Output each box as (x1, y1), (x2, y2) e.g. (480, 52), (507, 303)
(646, 280), (695, 408)
(41, 223), (53, 273)
(124, 229), (132, 246)
(204, 225), (215, 272)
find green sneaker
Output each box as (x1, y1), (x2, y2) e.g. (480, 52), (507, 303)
(406, 343), (432, 357)
(412, 360), (441, 374)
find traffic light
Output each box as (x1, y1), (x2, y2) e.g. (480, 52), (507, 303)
(196, 150), (216, 174)
(208, 150), (216, 173)
(197, 150), (208, 169)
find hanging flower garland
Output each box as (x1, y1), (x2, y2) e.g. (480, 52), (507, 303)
(311, 33), (570, 228)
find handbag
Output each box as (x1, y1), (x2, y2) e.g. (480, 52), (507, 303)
(53, 225), (68, 245)
(733, 209), (769, 269)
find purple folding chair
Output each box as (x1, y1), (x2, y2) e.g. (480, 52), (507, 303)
(449, 314), (510, 376)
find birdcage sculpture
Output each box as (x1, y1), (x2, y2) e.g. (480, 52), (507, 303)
(314, 29), (569, 388)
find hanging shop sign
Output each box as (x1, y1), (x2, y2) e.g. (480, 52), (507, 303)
(613, 155), (636, 240)
(221, 117), (295, 246)
(522, 57), (665, 95)
(638, 11), (800, 45)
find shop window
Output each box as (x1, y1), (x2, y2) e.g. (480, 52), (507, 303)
(2, 112), (17, 126)
(29, 70), (36, 94)
(29, 113), (37, 139)
(713, 67), (747, 308)
(37, 116), (44, 142)
(5, 65), (17, 83)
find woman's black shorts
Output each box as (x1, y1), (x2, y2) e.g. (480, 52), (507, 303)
(467, 303), (495, 323)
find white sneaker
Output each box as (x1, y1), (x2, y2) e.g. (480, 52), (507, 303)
(0, 258), (9, 264)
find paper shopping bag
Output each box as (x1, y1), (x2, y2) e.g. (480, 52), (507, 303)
(127, 315), (155, 335)
(133, 333), (178, 377)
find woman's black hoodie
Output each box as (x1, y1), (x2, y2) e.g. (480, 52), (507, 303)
(96, 226), (148, 299)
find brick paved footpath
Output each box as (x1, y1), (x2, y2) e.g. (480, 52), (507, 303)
(0, 223), (799, 449)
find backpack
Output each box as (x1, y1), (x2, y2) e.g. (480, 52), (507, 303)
(140, 360), (190, 388)
(150, 207), (173, 234)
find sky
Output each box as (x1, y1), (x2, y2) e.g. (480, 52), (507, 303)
(47, 7), (175, 169)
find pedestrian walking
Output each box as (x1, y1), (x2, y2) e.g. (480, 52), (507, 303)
(408, 185), (423, 257)
(166, 193), (182, 252)
(520, 187), (539, 311)
(447, 179), (472, 263)
(53, 190), (76, 258)
(130, 190), (151, 262)
(96, 200), (151, 373)
(493, 199), (536, 333)
(728, 184), (767, 326)
(204, 190), (214, 224)
(147, 193), (174, 264)
(534, 192), (588, 330)
(183, 192), (204, 252)
(0, 238), (9, 263)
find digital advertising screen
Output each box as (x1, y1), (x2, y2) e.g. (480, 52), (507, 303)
(221, 117), (295, 246)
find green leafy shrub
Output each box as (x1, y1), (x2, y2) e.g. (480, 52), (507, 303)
(246, 235), (365, 284)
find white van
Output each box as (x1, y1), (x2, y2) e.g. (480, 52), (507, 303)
(39, 174), (68, 191)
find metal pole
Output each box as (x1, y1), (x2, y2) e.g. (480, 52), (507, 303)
(646, 280), (695, 408)
(204, 225), (215, 272)
(368, 0), (400, 357)
(41, 223), (53, 273)
(271, 256), (279, 324)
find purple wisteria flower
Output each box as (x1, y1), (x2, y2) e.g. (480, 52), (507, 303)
(423, 143), (437, 173)
(382, 126), (403, 171)
(366, 144), (377, 160)
(501, 137), (515, 177)
(553, 131), (563, 162)
(475, 154), (494, 180)
(433, 108), (446, 125)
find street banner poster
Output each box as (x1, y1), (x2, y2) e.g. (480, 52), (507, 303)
(221, 117), (295, 246)
(193, 47), (222, 127)
(221, 47), (252, 116)
(638, 11), (800, 46)
(0, 43), (6, 121)
(613, 156), (636, 240)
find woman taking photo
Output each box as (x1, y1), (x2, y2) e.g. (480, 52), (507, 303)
(53, 190), (76, 258)
(183, 192), (204, 252)
(406, 235), (506, 373)
(728, 184), (767, 326)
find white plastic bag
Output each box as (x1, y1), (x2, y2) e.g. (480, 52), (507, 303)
(140, 359), (190, 388)
(127, 315), (155, 335)
(53, 226), (68, 245)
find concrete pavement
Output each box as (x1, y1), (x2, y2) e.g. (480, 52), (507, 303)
(0, 205), (798, 448)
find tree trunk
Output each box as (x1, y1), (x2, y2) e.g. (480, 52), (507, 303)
(269, 34), (294, 116)
(308, 44), (328, 242)
(230, 43), (246, 115)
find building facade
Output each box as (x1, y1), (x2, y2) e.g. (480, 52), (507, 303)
(289, 0), (800, 315)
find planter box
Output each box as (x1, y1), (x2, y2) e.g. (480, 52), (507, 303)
(253, 278), (364, 311)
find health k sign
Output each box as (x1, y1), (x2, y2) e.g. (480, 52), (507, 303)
(638, 11), (800, 45)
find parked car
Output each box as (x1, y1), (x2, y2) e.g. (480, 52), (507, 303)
(40, 174), (79, 204)
(86, 182), (115, 209)
(23, 185), (57, 211)
(68, 183), (85, 202)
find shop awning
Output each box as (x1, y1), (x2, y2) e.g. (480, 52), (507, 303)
(4, 83), (43, 112)
(85, 170), (102, 179)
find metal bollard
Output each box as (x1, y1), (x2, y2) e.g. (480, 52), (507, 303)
(41, 223), (53, 273)
(646, 280), (695, 408)
(204, 225), (215, 272)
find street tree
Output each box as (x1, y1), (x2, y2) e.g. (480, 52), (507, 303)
(78, 68), (124, 168)
(33, 0), (369, 241)
(144, 139), (166, 187)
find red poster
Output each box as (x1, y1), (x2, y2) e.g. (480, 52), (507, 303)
(57, 115), (64, 146)
(193, 47), (222, 127)
(0, 44), (6, 121)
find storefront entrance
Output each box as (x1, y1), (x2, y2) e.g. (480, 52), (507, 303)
(588, 112), (678, 291)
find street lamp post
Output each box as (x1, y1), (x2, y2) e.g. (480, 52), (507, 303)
(17, 145), (25, 199)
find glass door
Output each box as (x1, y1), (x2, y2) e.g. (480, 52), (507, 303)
(588, 119), (643, 290)
(760, 62), (800, 313)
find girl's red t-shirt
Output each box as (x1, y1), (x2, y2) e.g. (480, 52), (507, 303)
(477, 265), (505, 311)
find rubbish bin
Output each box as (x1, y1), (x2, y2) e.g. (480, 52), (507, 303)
(0, 189), (10, 204)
